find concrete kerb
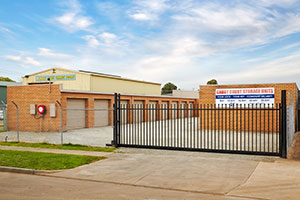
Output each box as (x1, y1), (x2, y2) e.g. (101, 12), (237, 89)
(0, 145), (115, 157)
(0, 166), (63, 175)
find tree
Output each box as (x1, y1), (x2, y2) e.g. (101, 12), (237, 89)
(207, 79), (218, 85)
(0, 76), (15, 82)
(161, 82), (177, 94)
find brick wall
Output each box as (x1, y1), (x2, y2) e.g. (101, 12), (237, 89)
(198, 83), (299, 132)
(7, 84), (62, 132)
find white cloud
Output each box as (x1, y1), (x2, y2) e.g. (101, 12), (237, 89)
(52, 0), (93, 32)
(128, 0), (169, 21)
(82, 35), (100, 47)
(0, 26), (13, 34)
(170, 0), (300, 49)
(128, 13), (151, 21)
(99, 32), (117, 43)
(216, 51), (300, 84)
(38, 48), (72, 59)
(4, 55), (40, 66)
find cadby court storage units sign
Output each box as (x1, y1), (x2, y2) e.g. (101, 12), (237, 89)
(215, 88), (275, 107)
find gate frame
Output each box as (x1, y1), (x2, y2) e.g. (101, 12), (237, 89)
(113, 93), (121, 147)
(280, 90), (287, 158)
(113, 91), (288, 158)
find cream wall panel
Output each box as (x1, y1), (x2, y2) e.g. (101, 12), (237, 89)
(23, 69), (91, 91)
(91, 76), (160, 95)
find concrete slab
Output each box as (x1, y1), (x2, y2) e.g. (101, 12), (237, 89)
(228, 159), (300, 200)
(52, 151), (260, 194)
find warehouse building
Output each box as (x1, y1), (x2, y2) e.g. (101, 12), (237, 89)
(22, 68), (161, 95)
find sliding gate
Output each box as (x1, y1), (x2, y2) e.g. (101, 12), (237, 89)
(113, 91), (287, 157)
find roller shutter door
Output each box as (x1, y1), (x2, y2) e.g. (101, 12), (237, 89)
(181, 101), (187, 118)
(134, 100), (144, 123)
(67, 99), (86, 130)
(171, 102), (178, 119)
(149, 101), (158, 121)
(120, 100), (129, 124)
(94, 99), (109, 127)
(188, 103), (194, 117)
(161, 101), (168, 120)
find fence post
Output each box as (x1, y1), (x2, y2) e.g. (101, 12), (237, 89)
(11, 100), (19, 142)
(280, 90), (287, 158)
(117, 94), (121, 145)
(56, 100), (63, 145)
(1, 101), (7, 131)
(113, 93), (118, 147)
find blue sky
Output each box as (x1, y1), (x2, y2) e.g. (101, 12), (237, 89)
(1, 0), (300, 89)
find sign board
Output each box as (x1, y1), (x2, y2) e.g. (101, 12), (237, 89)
(36, 74), (76, 82)
(215, 88), (275, 107)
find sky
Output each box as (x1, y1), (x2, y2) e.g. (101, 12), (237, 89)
(0, 0), (300, 90)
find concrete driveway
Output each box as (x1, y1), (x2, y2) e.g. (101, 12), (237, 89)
(48, 148), (300, 199)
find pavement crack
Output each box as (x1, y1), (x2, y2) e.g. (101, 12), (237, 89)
(224, 161), (260, 195)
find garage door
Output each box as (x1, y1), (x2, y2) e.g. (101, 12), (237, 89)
(149, 101), (158, 121)
(67, 99), (86, 130)
(121, 100), (129, 124)
(134, 100), (144, 123)
(171, 102), (178, 119)
(188, 102), (194, 117)
(181, 101), (187, 118)
(161, 101), (168, 120)
(94, 99), (109, 127)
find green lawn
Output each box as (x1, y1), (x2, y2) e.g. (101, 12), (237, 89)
(0, 142), (116, 152)
(0, 149), (105, 170)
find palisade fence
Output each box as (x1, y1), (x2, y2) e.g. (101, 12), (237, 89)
(2, 101), (113, 146)
(2, 90), (295, 158)
(113, 91), (289, 158)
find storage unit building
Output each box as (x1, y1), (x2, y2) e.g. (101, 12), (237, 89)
(22, 68), (161, 96)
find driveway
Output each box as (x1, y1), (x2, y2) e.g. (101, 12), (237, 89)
(50, 148), (300, 199)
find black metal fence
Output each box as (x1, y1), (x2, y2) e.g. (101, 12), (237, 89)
(113, 91), (288, 157)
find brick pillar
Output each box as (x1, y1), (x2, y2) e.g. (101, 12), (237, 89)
(86, 97), (94, 128)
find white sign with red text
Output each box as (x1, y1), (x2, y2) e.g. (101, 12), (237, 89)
(215, 88), (275, 107)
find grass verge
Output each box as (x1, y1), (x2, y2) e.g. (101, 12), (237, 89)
(0, 149), (104, 170)
(0, 142), (116, 152)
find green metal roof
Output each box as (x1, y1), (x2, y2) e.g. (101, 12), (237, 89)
(0, 81), (21, 87)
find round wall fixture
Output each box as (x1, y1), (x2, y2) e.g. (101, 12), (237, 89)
(37, 105), (46, 115)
